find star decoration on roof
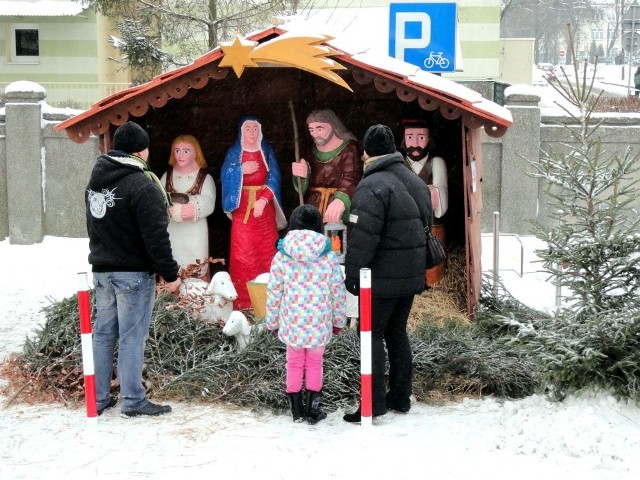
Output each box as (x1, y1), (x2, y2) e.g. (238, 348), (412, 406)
(219, 36), (260, 77)
(218, 33), (352, 91)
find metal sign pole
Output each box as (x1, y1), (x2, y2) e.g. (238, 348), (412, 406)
(633, 7), (637, 96)
(625, 1), (639, 95)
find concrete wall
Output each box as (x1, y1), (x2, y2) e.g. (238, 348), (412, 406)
(5, 86), (45, 244)
(0, 82), (98, 244)
(42, 119), (98, 238)
(2, 82), (640, 244)
(479, 85), (640, 234)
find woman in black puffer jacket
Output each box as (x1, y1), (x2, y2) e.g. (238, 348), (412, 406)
(344, 124), (432, 422)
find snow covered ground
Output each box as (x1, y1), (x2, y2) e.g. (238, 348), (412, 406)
(1, 236), (639, 480)
(2, 37), (639, 478)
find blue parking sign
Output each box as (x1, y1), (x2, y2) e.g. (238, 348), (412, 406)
(389, 2), (457, 72)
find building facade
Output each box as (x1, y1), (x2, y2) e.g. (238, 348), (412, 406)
(0, 0), (130, 108)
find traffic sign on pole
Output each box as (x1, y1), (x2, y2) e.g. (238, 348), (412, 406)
(389, 2), (457, 73)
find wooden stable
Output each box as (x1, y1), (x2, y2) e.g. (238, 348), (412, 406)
(56, 27), (512, 319)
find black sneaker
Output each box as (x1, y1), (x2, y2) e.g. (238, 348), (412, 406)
(122, 401), (172, 418)
(343, 410), (362, 423)
(342, 408), (386, 423)
(97, 397), (117, 416)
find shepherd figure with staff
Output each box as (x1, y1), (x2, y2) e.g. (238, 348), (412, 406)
(291, 109), (362, 223)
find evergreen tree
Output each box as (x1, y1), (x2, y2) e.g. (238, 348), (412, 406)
(531, 28), (640, 319)
(108, 20), (169, 85)
(79, 0), (319, 84)
(515, 25), (640, 400)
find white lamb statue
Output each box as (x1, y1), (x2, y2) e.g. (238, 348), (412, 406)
(222, 311), (260, 350)
(178, 271), (237, 325)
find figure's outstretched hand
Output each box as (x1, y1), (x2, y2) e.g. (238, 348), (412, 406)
(243, 160), (259, 175)
(181, 202), (196, 221)
(292, 161), (308, 177)
(160, 277), (182, 293)
(323, 199), (345, 223)
(253, 198), (267, 217)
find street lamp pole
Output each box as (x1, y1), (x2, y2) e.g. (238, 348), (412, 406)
(624, 0), (640, 95)
(628, 6), (637, 95)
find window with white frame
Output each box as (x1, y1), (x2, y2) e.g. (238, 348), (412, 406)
(10, 24), (40, 63)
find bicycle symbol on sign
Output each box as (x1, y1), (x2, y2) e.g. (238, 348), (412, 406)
(423, 51), (450, 70)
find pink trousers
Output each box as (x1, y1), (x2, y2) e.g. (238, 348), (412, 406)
(286, 345), (326, 393)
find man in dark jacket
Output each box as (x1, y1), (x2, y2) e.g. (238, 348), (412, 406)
(344, 124), (432, 422)
(86, 121), (181, 418)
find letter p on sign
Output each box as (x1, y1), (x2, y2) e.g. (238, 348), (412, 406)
(394, 12), (430, 59)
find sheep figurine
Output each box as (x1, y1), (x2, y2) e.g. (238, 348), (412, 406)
(178, 271), (237, 325)
(222, 311), (265, 350)
(204, 271), (237, 324)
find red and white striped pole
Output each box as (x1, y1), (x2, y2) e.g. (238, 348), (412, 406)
(77, 272), (97, 419)
(359, 268), (372, 427)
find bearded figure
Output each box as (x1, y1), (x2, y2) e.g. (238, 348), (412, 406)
(401, 120), (448, 220)
(402, 119), (449, 285)
(291, 109), (362, 224)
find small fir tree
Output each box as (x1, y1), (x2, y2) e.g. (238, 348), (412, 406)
(531, 26), (640, 319)
(519, 24), (640, 400)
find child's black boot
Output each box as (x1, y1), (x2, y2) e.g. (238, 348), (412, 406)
(287, 391), (305, 423)
(305, 389), (327, 425)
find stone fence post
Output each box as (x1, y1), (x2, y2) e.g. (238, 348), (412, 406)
(4, 82), (46, 244)
(500, 87), (542, 235)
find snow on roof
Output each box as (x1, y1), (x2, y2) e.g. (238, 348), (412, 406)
(281, 13), (480, 106)
(279, 8), (389, 56)
(0, 0), (86, 17)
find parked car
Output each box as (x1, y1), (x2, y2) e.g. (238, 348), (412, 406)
(537, 63), (558, 82)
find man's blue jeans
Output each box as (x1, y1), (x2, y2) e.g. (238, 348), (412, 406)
(92, 271), (156, 412)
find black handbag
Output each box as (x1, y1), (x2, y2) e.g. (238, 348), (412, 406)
(425, 224), (446, 269)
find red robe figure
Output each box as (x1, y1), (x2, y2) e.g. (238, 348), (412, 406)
(221, 116), (287, 310)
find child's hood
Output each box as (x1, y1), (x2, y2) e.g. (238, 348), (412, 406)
(278, 229), (332, 263)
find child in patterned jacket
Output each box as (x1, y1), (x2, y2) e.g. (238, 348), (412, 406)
(265, 204), (347, 424)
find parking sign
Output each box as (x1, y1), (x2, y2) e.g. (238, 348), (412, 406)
(389, 2), (457, 73)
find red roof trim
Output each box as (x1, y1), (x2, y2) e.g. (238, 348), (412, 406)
(55, 26), (511, 141)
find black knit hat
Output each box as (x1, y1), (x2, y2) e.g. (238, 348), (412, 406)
(363, 124), (396, 157)
(113, 122), (150, 154)
(289, 205), (323, 233)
